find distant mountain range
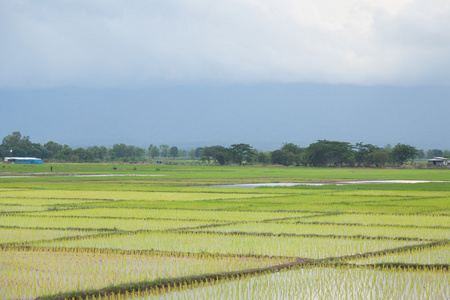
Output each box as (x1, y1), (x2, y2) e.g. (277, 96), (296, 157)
(1, 83), (449, 150)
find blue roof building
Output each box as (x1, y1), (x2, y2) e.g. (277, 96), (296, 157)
(3, 157), (43, 164)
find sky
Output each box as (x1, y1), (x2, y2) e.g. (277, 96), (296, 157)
(1, 1), (450, 150)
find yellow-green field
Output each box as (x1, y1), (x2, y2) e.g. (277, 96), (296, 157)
(0, 165), (449, 299)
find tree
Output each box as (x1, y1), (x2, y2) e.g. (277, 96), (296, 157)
(188, 148), (196, 158)
(280, 143), (305, 166)
(159, 145), (169, 158)
(230, 143), (254, 165)
(31, 142), (48, 159)
(44, 141), (63, 158)
(54, 145), (73, 161)
(215, 151), (231, 165)
(416, 149), (425, 159)
(1, 131), (45, 158)
(88, 146), (107, 161)
(426, 149), (443, 159)
(133, 147), (145, 158)
(2, 131), (22, 149)
(126, 145), (137, 157)
(305, 140), (355, 167)
(366, 150), (389, 168)
(201, 145), (230, 165)
(383, 144), (394, 164)
(281, 143), (302, 154)
(72, 147), (90, 162)
(169, 146), (179, 158)
(111, 144), (128, 158)
(257, 151), (270, 164)
(271, 150), (290, 166)
(148, 144), (160, 158)
(354, 143), (380, 166)
(194, 147), (203, 158)
(391, 143), (418, 165)
(179, 149), (188, 158)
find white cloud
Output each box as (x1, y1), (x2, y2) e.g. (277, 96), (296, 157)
(1, 0), (449, 88)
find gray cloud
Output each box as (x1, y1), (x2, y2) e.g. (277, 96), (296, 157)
(1, 0), (449, 88)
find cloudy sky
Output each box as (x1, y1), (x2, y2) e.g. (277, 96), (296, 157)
(1, 1), (449, 149)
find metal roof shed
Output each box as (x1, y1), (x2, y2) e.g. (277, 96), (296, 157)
(427, 157), (448, 166)
(3, 157), (43, 164)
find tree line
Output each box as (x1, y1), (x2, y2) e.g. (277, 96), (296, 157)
(200, 141), (424, 167)
(1, 131), (449, 167)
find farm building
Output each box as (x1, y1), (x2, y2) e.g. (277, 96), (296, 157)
(427, 157), (448, 167)
(3, 157), (43, 164)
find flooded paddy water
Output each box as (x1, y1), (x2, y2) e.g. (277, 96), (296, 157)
(211, 180), (449, 188)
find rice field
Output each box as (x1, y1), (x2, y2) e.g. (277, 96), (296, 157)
(351, 244), (450, 265)
(27, 207), (316, 222)
(0, 165), (449, 299)
(192, 222), (450, 240)
(296, 212), (450, 227)
(39, 231), (419, 259)
(1, 248), (284, 300)
(136, 267), (449, 300)
(0, 228), (103, 245)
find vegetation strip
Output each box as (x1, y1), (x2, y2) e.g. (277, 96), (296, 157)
(359, 263), (449, 271)
(187, 230), (432, 242)
(0, 196), (116, 201)
(326, 196), (444, 205)
(1, 245), (296, 260)
(35, 258), (450, 300)
(161, 222), (241, 233)
(260, 212), (339, 222)
(309, 261), (449, 271)
(0, 225), (115, 232)
(3, 222), (438, 248)
(16, 213), (228, 223)
(0, 231), (118, 247)
(36, 258), (310, 300)
(330, 241), (449, 262)
(0, 211), (44, 215)
(4, 224), (242, 247)
(294, 221), (450, 230)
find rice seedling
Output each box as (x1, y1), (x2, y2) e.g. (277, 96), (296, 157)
(352, 243), (450, 265)
(298, 213), (450, 227)
(429, 209), (450, 216)
(0, 228), (101, 245)
(0, 197), (103, 206)
(133, 266), (449, 300)
(0, 205), (48, 213)
(29, 208), (313, 222)
(0, 247), (283, 300)
(333, 189), (450, 199)
(0, 189), (277, 202)
(192, 222), (450, 241)
(39, 231), (421, 259)
(2, 165), (449, 299)
(298, 203), (440, 214)
(0, 215), (220, 231)
(333, 190), (450, 198)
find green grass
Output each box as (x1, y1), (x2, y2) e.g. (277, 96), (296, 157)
(2, 163), (450, 181)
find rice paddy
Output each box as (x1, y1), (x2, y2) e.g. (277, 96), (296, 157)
(1, 248), (284, 300)
(136, 267), (449, 300)
(0, 165), (449, 299)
